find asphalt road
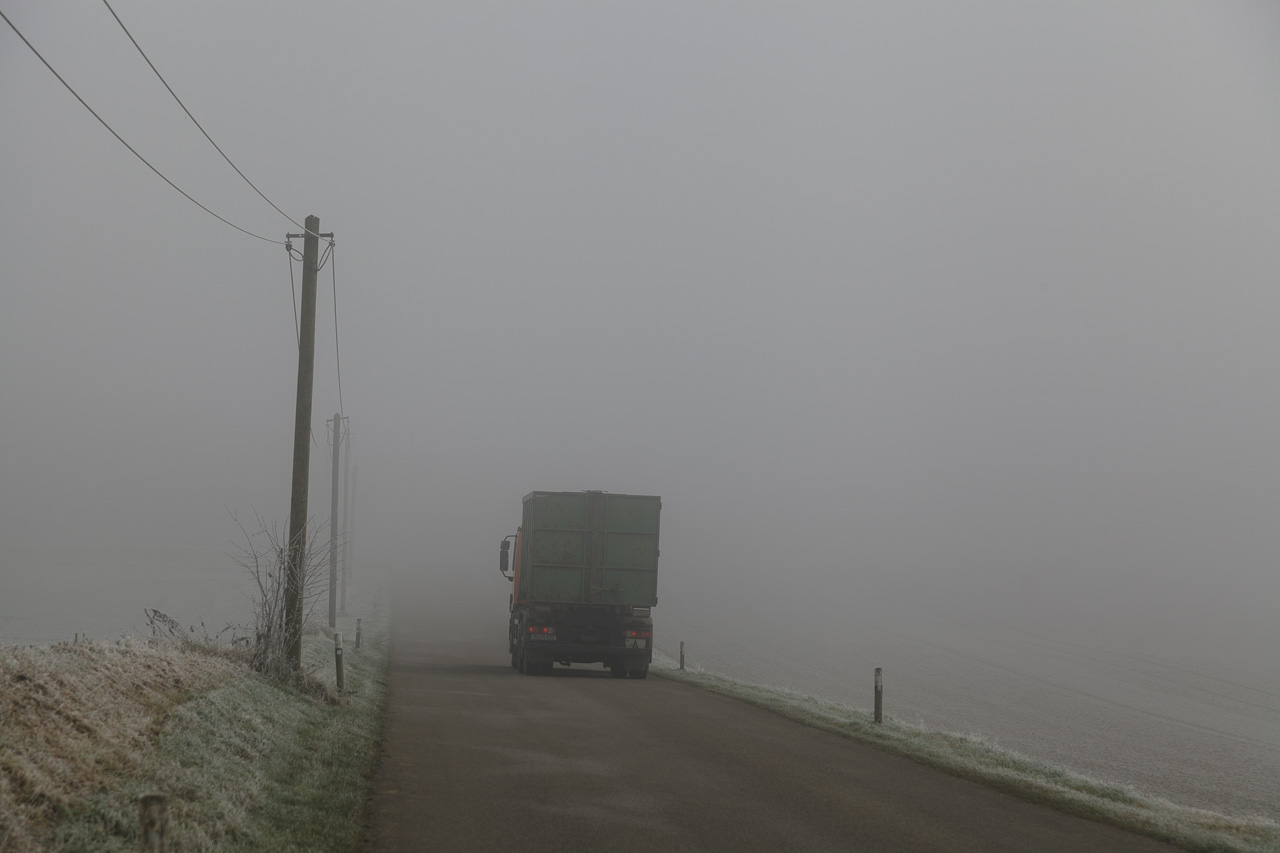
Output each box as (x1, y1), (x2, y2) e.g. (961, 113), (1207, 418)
(365, 584), (1178, 852)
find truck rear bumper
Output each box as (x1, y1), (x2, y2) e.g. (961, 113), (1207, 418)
(523, 642), (651, 666)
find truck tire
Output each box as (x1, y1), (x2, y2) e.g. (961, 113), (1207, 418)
(628, 664), (649, 680)
(511, 647), (519, 669)
(609, 663), (627, 679)
(521, 649), (548, 676)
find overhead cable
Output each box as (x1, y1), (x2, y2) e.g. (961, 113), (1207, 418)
(284, 238), (333, 444)
(330, 241), (345, 416)
(286, 240), (300, 347)
(317, 240), (334, 272)
(0, 7), (282, 244)
(98, 0), (321, 240)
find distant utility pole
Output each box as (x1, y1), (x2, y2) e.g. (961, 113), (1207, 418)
(284, 215), (333, 669)
(340, 427), (352, 615)
(328, 412), (343, 629)
(349, 464), (358, 582)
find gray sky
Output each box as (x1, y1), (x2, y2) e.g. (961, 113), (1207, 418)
(2, 2), (1278, 678)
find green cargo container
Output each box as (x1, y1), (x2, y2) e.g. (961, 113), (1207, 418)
(517, 490), (661, 607)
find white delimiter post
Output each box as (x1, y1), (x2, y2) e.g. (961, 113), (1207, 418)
(875, 667), (883, 724)
(334, 631), (345, 691)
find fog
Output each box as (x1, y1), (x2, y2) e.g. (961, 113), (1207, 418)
(2, 1), (1278, 689)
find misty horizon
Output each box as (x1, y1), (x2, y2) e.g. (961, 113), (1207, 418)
(2, 1), (1277, 693)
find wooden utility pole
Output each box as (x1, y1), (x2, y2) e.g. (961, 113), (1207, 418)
(348, 464), (358, 580)
(340, 426), (352, 615)
(284, 215), (325, 669)
(328, 412), (342, 628)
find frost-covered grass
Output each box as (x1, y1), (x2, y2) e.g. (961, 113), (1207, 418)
(0, 636), (243, 851)
(651, 654), (1280, 853)
(0, 595), (388, 853)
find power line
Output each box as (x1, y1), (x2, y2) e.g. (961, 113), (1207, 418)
(98, 0), (321, 240)
(284, 235), (330, 447)
(317, 240), (334, 272)
(330, 241), (344, 416)
(0, 7), (282, 244)
(286, 241), (300, 347)
(287, 232), (343, 416)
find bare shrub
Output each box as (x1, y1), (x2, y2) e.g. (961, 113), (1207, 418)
(143, 608), (247, 655)
(230, 511), (331, 680)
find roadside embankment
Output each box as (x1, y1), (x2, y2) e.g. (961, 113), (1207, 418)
(651, 654), (1280, 853)
(0, 601), (387, 852)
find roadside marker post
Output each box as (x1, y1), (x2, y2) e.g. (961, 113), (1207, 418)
(875, 667), (883, 724)
(335, 632), (345, 691)
(139, 794), (167, 851)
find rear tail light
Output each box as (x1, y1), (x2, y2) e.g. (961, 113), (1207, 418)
(528, 625), (555, 634)
(624, 629), (651, 639)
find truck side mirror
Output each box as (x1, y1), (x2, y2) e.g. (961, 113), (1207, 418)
(499, 539), (510, 577)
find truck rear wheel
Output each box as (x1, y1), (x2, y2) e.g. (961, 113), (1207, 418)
(609, 663), (627, 679)
(628, 664), (649, 680)
(520, 647), (549, 676)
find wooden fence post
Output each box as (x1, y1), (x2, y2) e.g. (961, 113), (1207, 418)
(139, 794), (167, 852)
(335, 632), (345, 691)
(355, 618), (362, 650)
(679, 641), (685, 671)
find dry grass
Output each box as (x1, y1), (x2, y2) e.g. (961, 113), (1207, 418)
(0, 638), (245, 852)
(0, 593), (387, 853)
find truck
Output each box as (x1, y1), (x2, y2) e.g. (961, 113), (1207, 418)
(500, 490), (661, 679)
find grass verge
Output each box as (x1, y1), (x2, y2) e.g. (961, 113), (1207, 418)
(651, 655), (1279, 853)
(1, 598), (387, 853)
